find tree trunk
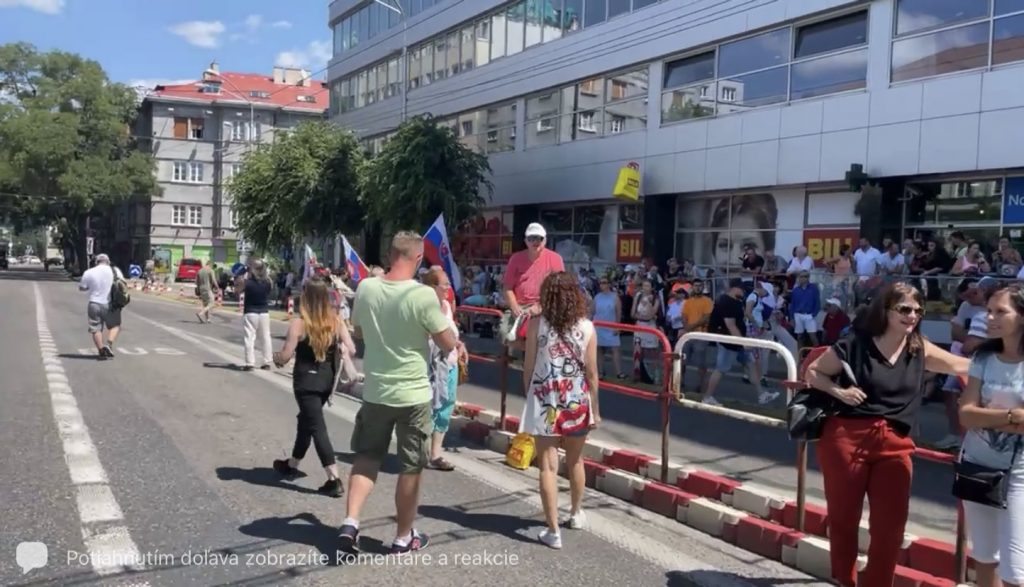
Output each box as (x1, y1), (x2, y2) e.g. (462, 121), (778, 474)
(71, 213), (88, 276)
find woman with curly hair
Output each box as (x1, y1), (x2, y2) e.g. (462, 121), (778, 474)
(521, 271), (602, 549)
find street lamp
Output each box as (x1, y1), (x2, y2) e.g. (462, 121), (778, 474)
(372, 0), (408, 122)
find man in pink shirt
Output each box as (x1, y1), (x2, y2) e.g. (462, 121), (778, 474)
(502, 223), (565, 344)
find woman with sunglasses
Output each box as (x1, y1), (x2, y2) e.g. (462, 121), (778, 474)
(806, 282), (968, 587)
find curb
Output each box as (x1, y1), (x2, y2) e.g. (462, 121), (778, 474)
(452, 403), (965, 585)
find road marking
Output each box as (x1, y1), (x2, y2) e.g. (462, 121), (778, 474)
(33, 283), (148, 580)
(75, 347), (187, 356)
(133, 313), (803, 587)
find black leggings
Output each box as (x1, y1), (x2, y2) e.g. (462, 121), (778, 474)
(291, 390), (335, 467)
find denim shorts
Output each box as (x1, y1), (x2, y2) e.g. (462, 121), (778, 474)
(715, 345), (750, 373)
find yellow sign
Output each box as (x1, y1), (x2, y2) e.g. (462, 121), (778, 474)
(500, 237), (513, 257)
(613, 162), (641, 201)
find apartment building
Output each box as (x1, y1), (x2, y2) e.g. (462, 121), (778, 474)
(327, 0), (1024, 270)
(114, 63), (328, 273)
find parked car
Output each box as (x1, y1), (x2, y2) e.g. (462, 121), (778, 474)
(175, 258), (203, 282)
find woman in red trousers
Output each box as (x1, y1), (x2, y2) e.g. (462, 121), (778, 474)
(806, 282), (968, 586)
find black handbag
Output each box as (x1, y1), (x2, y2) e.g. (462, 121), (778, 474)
(786, 345), (856, 442)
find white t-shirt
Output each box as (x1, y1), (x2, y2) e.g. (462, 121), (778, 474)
(79, 264), (124, 305)
(878, 253), (905, 273)
(666, 300), (684, 330)
(786, 256), (814, 274)
(963, 353), (1024, 471)
(954, 302), (987, 328)
(968, 311), (989, 339)
(853, 247), (881, 278)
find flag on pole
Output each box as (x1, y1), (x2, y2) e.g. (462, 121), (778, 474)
(423, 213), (462, 292)
(302, 243), (318, 285)
(341, 235), (370, 284)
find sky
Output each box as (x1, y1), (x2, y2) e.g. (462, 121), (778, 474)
(0, 0), (332, 89)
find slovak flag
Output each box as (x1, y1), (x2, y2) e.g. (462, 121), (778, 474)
(302, 243), (318, 284)
(341, 234), (370, 284)
(423, 213), (462, 292)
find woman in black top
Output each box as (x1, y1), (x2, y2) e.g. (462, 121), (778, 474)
(806, 282), (968, 587)
(271, 276), (354, 498)
(238, 259), (274, 371)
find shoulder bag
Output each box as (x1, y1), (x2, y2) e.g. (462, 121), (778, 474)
(952, 356), (1023, 509)
(786, 343), (857, 441)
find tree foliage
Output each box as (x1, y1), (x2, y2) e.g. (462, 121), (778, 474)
(0, 42), (157, 271)
(230, 120), (364, 253)
(361, 115), (492, 234)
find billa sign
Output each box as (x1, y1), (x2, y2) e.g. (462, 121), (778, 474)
(804, 229), (859, 266)
(613, 162), (641, 202)
(617, 233), (643, 262)
(500, 236), (513, 258)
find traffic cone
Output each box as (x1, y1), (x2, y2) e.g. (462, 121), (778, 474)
(287, 297), (294, 318)
(179, 285), (185, 297)
(239, 292), (245, 313)
(215, 292), (223, 307)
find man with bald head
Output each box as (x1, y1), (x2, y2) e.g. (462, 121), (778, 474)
(78, 253), (125, 360)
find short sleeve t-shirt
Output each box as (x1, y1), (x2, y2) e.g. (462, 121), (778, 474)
(878, 254), (905, 273)
(968, 311), (989, 339)
(80, 265), (124, 305)
(503, 248), (565, 306)
(682, 295), (713, 332)
(854, 248), (881, 277)
(963, 353), (1024, 471)
(352, 277), (450, 407)
(787, 257), (814, 274)
(954, 302), (987, 328)
(709, 294), (746, 349)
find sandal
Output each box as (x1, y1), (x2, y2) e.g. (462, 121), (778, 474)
(427, 457), (455, 471)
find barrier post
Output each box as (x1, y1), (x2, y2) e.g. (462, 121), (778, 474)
(660, 348), (676, 484)
(499, 345), (509, 428)
(239, 293), (245, 313)
(955, 500), (967, 583)
(287, 297), (295, 318)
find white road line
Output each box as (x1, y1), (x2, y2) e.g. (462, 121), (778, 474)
(33, 284), (148, 580)
(132, 313), (799, 587)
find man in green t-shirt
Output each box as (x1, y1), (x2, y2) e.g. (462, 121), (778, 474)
(195, 260), (219, 324)
(339, 231), (457, 556)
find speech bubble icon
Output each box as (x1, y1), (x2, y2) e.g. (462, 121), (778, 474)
(16, 542), (48, 574)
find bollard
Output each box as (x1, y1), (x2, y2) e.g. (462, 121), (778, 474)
(287, 297), (295, 318)
(239, 292), (245, 313)
(179, 285), (185, 297)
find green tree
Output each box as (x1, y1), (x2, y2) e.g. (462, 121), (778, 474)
(0, 42), (157, 272)
(361, 115), (492, 242)
(229, 120), (364, 254)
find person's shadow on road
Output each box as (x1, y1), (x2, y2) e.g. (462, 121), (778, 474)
(238, 513), (389, 564)
(203, 362), (247, 371)
(418, 504), (536, 545)
(215, 466), (321, 495)
(57, 353), (100, 361)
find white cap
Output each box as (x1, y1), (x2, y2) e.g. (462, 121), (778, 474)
(826, 297), (841, 306)
(525, 223), (546, 239)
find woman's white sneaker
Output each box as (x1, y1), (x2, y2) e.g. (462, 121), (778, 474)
(538, 528), (562, 549)
(565, 510), (587, 530)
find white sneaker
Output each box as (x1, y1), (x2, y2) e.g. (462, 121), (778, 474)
(538, 528), (562, 549)
(565, 510), (587, 530)
(758, 390), (781, 405)
(934, 434), (961, 450)
(702, 396), (723, 407)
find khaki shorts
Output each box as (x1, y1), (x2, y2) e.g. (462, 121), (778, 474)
(350, 401), (432, 474)
(200, 290), (215, 306)
(87, 302), (121, 333)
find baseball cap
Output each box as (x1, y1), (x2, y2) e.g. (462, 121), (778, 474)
(525, 223), (546, 239)
(978, 276), (999, 292)
(826, 297), (841, 306)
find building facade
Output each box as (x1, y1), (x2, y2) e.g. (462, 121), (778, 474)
(117, 63), (328, 273)
(327, 0), (1024, 270)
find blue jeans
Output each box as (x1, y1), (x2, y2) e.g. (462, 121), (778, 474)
(714, 346), (750, 373)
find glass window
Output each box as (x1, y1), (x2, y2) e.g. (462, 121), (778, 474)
(997, 0), (1024, 15)
(575, 109), (602, 138)
(528, 115), (559, 147)
(422, 0), (434, 11)
(475, 20), (491, 67)
(348, 16), (358, 48)
(661, 85), (715, 123)
(366, 67), (377, 104)
(604, 99), (646, 134)
(422, 43), (434, 84)
(340, 78), (351, 112)
(487, 102), (517, 128)
(377, 62), (389, 100)
(633, 0), (656, 9)
(563, 0), (583, 33)
(492, 11), (507, 59)
(608, 0), (630, 19)
(434, 37), (448, 80)
(718, 28), (790, 77)
(356, 71), (367, 107)
(486, 127), (516, 153)
(543, 0), (563, 42)
(717, 67), (788, 109)
(574, 205), (606, 232)
(461, 26), (475, 71)
(527, 89), (562, 119)
(584, 0), (606, 27)
(891, 22), (988, 82)
(896, 0), (989, 36)
(357, 9), (369, 46)
(790, 48), (867, 100)
(540, 208), (573, 232)
(507, 2), (525, 55)
(664, 51), (715, 89)
(795, 12), (867, 59)
(408, 47), (422, 89)
(447, 32), (460, 75)
(994, 13), (1024, 65)
(525, 0), (542, 48)
(620, 204), (643, 230)
(607, 68), (648, 102)
(368, 4), (379, 38)
(410, 0), (423, 15)
(334, 24), (342, 55)
(342, 19), (351, 52)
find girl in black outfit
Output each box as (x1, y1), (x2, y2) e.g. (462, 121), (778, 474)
(272, 276), (354, 497)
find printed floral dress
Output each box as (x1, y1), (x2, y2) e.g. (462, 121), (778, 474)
(520, 317), (595, 437)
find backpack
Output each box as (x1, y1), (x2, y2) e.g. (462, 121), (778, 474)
(109, 266), (131, 309)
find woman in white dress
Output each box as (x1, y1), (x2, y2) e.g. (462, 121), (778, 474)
(522, 271), (602, 550)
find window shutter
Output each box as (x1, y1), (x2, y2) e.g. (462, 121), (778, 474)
(173, 118), (188, 138)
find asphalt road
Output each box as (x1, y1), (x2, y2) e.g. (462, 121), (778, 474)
(0, 266), (826, 587)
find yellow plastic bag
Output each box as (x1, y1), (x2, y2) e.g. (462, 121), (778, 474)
(612, 162), (641, 201)
(505, 432), (535, 470)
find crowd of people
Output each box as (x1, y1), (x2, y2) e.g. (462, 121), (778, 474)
(72, 222), (1024, 582)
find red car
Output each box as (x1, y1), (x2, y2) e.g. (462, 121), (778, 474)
(176, 258), (202, 282)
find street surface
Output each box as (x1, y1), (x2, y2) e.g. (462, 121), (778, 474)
(0, 266), (827, 586)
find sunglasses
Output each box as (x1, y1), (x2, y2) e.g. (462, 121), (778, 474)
(526, 236), (544, 243)
(891, 304), (925, 317)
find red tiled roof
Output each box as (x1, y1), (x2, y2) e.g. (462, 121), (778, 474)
(148, 71), (328, 112)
